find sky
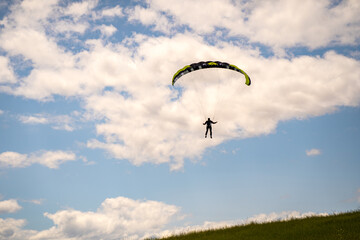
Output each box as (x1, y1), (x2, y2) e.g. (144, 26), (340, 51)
(0, 0), (359, 239)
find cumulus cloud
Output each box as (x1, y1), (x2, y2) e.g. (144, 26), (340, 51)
(0, 0), (74, 70)
(0, 206), (329, 240)
(127, 0), (245, 34)
(31, 196), (181, 240)
(0, 150), (77, 169)
(243, 0), (360, 49)
(0, 218), (36, 240)
(128, 0), (360, 50)
(0, 196), (326, 240)
(0, 200), (22, 214)
(0, 0), (359, 170)
(306, 148), (322, 156)
(1, 1), (358, 239)
(86, 38), (360, 170)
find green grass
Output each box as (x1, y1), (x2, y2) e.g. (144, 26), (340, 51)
(155, 210), (360, 240)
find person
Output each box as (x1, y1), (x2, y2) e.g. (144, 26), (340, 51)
(203, 118), (217, 138)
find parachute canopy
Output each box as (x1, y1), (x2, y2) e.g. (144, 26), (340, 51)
(172, 61), (251, 86)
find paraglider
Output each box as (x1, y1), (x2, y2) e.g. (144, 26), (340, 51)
(172, 61), (251, 138)
(172, 61), (251, 86)
(203, 118), (217, 138)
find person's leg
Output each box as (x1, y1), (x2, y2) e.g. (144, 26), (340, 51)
(205, 127), (209, 138)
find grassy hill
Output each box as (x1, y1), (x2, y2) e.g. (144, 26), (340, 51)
(156, 210), (360, 240)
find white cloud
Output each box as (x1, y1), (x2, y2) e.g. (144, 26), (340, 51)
(0, 218), (36, 240)
(100, 5), (124, 18)
(0, 1), (358, 239)
(63, 0), (98, 19)
(0, 196), (178, 240)
(0, 56), (16, 84)
(126, 0), (245, 35)
(0, 0), (76, 70)
(245, 211), (328, 223)
(17, 110), (101, 131)
(0, 152), (27, 169)
(0, 207), (330, 240)
(95, 24), (117, 37)
(85, 35), (360, 170)
(18, 114), (49, 124)
(0, 150), (77, 169)
(0, 200), (22, 214)
(153, 210), (329, 239)
(4, 0), (58, 28)
(124, 0), (360, 52)
(0, 26), (74, 70)
(306, 148), (322, 156)
(7, 30), (358, 170)
(126, 5), (174, 33)
(0, 0), (360, 170)
(31, 196), (181, 240)
(18, 113), (76, 131)
(243, 0), (360, 49)
(29, 150), (77, 169)
(53, 19), (89, 34)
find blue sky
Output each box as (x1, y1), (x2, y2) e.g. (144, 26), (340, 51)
(0, 0), (359, 239)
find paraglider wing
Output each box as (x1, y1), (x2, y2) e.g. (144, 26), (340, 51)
(172, 61), (251, 86)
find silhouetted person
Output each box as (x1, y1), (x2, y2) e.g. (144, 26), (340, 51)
(203, 118), (217, 138)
